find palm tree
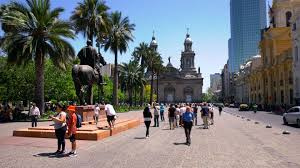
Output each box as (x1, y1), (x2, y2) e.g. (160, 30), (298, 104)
(146, 49), (163, 104)
(103, 11), (135, 106)
(154, 62), (165, 102)
(70, 0), (109, 46)
(119, 60), (144, 106)
(0, 0), (75, 113)
(132, 42), (149, 106)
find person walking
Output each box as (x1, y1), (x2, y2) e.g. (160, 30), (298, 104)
(168, 104), (176, 130)
(103, 101), (117, 129)
(175, 105), (180, 128)
(210, 108), (214, 125)
(29, 102), (40, 127)
(179, 105), (186, 127)
(160, 103), (165, 121)
(67, 105), (77, 157)
(153, 104), (160, 127)
(50, 103), (67, 155)
(143, 104), (152, 138)
(94, 103), (100, 127)
(182, 106), (194, 146)
(253, 104), (258, 113)
(218, 106), (223, 116)
(192, 104), (198, 126)
(201, 103), (210, 129)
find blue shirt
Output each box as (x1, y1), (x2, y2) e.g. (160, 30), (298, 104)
(160, 105), (164, 112)
(182, 112), (194, 122)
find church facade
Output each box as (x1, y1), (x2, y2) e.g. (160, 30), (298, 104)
(151, 33), (203, 103)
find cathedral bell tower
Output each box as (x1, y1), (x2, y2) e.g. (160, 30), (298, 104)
(150, 31), (158, 51)
(180, 31), (197, 75)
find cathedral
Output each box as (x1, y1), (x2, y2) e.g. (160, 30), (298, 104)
(150, 32), (203, 103)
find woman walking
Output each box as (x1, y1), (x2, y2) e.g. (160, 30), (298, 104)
(153, 103), (160, 127)
(182, 106), (194, 146)
(143, 104), (152, 138)
(50, 103), (67, 155)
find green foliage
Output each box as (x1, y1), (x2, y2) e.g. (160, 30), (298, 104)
(0, 57), (35, 102)
(0, 57), (75, 103)
(115, 105), (144, 113)
(202, 88), (217, 103)
(103, 11), (135, 106)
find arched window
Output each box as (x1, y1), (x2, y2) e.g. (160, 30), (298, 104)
(286, 11), (292, 27)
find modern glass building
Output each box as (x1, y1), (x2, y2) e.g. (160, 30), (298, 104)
(229, 0), (267, 72)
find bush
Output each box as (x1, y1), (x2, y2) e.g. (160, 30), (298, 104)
(115, 105), (144, 113)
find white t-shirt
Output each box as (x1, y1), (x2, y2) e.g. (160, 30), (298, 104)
(180, 107), (186, 115)
(105, 104), (116, 116)
(94, 106), (100, 115)
(179, 107), (186, 116)
(53, 111), (66, 129)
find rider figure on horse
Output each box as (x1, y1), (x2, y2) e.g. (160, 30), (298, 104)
(77, 40), (105, 85)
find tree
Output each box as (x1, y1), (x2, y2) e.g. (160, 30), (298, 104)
(145, 49), (163, 104)
(70, 0), (109, 46)
(132, 42), (149, 106)
(119, 60), (144, 106)
(103, 11), (135, 106)
(0, 0), (75, 113)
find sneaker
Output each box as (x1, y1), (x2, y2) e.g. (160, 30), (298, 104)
(68, 151), (77, 157)
(58, 150), (66, 155)
(52, 150), (60, 155)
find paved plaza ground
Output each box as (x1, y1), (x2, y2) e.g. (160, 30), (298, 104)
(0, 108), (300, 168)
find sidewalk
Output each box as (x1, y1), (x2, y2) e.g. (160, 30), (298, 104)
(0, 109), (300, 168)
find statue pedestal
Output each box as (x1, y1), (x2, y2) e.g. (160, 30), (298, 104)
(76, 105), (106, 122)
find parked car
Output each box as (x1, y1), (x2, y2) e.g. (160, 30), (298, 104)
(239, 104), (249, 111)
(229, 104), (235, 108)
(283, 106), (300, 127)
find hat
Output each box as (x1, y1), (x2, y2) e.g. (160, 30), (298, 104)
(67, 105), (76, 112)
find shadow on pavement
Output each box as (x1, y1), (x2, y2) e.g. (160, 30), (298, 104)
(33, 152), (69, 158)
(173, 142), (187, 146)
(134, 137), (146, 140)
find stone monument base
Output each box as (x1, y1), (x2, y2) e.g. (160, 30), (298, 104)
(13, 118), (141, 141)
(76, 105), (106, 122)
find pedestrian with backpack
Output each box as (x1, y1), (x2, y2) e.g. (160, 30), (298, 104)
(67, 105), (78, 157)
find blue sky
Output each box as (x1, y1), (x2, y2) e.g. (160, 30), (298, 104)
(0, 0), (234, 91)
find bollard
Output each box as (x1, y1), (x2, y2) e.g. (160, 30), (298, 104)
(266, 125), (272, 128)
(282, 130), (290, 134)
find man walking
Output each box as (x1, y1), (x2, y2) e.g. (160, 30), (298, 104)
(160, 103), (165, 121)
(192, 104), (198, 126)
(29, 102), (40, 127)
(103, 102), (116, 129)
(201, 103), (210, 129)
(182, 106), (194, 146)
(168, 104), (176, 130)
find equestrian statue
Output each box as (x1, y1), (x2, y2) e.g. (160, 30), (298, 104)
(72, 40), (106, 105)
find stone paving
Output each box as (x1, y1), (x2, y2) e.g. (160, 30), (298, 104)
(0, 109), (300, 168)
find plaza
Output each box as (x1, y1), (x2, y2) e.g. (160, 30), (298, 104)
(1, 108), (300, 168)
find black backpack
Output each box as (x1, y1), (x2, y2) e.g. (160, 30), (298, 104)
(76, 113), (82, 128)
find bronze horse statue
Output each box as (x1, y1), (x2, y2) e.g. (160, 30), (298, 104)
(72, 55), (106, 105)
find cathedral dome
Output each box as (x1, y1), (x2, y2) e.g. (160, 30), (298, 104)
(150, 36), (158, 46)
(184, 34), (192, 44)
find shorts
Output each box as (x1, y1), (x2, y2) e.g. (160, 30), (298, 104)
(107, 115), (115, 122)
(69, 134), (76, 143)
